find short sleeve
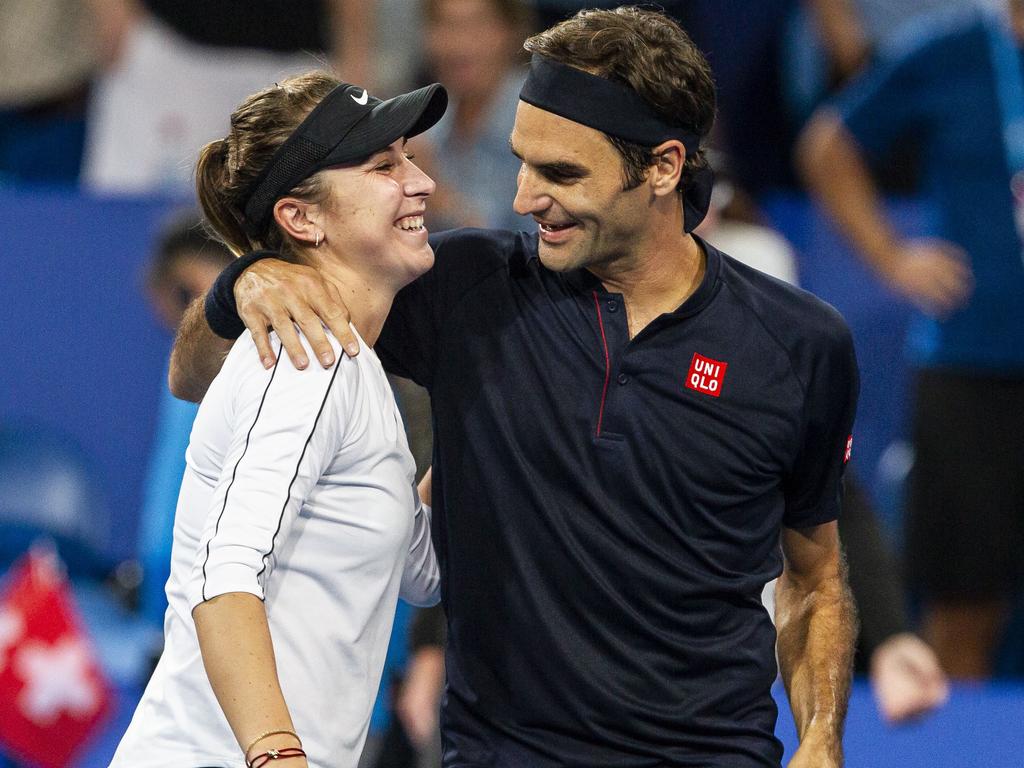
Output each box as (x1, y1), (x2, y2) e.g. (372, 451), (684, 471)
(187, 331), (347, 609)
(833, 15), (966, 160)
(782, 316), (860, 528)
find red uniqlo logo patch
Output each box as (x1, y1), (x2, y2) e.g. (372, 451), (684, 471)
(685, 353), (727, 397)
(843, 434), (854, 464)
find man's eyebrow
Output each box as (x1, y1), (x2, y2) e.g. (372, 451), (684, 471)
(508, 141), (588, 178)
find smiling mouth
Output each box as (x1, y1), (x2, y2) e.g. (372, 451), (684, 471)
(395, 214), (426, 232)
(537, 221), (576, 234)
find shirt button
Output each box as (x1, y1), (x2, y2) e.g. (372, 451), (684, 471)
(618, 373), (629, 385)
(607, 300), (618, 313)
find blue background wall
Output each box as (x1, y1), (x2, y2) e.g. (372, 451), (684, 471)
(0, 188), (182, 562)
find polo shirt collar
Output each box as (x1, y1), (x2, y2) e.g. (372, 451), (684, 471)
(537, 233), (722, 318)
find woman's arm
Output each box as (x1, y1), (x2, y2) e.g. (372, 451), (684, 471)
(168, 298), (233, 402)
(400, 499), (440, 607)
(187, 333), (346, 764)
(193, 594), (307, 765)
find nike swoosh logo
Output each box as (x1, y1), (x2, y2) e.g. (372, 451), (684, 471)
(351, 89), (369, 105)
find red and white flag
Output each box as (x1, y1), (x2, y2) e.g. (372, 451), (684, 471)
(0, 549), (114, 767)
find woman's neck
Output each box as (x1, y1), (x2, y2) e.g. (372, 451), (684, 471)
(312, 258), (396, 349)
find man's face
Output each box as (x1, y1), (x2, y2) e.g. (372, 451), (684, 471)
(509, 101), (654, 273)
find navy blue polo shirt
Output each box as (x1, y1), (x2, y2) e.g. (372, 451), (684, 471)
(377, 229), (859, 768)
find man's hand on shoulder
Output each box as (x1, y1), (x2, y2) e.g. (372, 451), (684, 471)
(168, 254), (360, 403)
(235, 258), (359, 370)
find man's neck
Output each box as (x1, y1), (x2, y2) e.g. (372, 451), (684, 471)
(588, 230), (706, 339)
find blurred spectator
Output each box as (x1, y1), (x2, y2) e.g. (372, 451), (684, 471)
(785, 0), (963, 121)
(785, 0), (985, 193)
(842, 480), (949, 722)
(799, 4), (1024, 677)
(83, 1), (421, 194)
(393, 605), (445, 766)
(137, 213), (232, 635)
(140, 0), (375, 85)
(414, 0), (535, 231)
(0, 0), (132, 185)
(678, 1), (800, 195)
(144, 214), (234, 333)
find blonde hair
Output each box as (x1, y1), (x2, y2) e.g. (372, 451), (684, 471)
(195, 71), (340, 259)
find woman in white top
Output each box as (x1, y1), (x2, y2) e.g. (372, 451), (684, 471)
(110, 71), (448, 768)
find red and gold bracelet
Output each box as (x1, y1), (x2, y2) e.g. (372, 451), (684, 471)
(247, 746), (307, 768)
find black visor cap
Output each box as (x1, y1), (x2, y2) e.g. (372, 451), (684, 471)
(243, 82), (448, 235)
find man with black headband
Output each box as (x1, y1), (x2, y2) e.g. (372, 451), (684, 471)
(170, 8), (858, 768)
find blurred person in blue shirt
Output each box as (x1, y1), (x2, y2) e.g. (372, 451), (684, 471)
(799, 2), (1024, 678)
(138, 213), (233, 636)
(414, 0), (535, 232)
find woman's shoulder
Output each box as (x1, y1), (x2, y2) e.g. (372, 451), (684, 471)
(218, 326), (357, 404)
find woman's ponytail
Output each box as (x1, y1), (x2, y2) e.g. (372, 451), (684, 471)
(195, 138), (251, 256)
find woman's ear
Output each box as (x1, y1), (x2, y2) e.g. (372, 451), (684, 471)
(273, 196), (320, 246)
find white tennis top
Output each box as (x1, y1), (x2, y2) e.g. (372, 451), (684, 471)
(111, 328), (439, 768)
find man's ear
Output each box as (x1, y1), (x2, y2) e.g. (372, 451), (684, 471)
(650, 140), (686, 197)
(273, 196), (320, 246)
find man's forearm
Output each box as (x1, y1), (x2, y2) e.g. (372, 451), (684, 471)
(797, 110), (902, 277)
(168, 297), (233, 402)
(776, 560), (857, 758)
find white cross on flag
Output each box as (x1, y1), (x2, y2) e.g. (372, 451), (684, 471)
(0, 549), (114, 767)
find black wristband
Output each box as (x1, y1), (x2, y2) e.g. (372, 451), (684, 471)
(204, 251), (279, 339)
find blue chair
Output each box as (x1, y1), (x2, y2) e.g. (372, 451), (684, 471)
(0, 424), (113, 577)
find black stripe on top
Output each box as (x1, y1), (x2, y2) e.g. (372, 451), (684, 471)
(201, 343), (283, 602)
(255, 350), (345, 587)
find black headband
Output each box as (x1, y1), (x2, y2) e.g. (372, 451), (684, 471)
(519, 54), (713, 232)
(241, 82), (447, 236)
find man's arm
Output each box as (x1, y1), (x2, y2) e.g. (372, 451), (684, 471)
(168, 298), (232, 402)
(805, 0), (872, 79)
(776, 520), (856, 768)
(797, 109), (972, 317)
(167, 259), (357, 402)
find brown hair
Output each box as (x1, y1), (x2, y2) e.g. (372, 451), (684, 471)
(195, 71), (340, 259)
(523, 7), (715, 191)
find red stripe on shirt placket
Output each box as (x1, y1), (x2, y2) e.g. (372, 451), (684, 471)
(592, 290), (611, 437)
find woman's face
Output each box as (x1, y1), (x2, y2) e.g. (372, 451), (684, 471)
(317, 140), (436, 288)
